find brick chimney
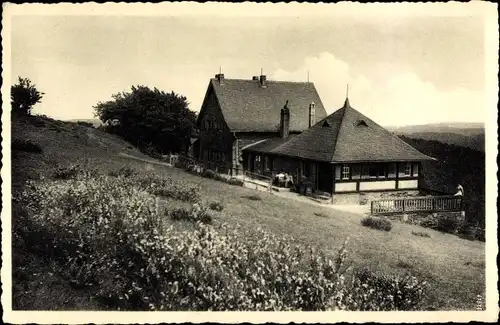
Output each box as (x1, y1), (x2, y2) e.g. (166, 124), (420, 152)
(309, 102), (316, 128)
(259, 74), (267, 88)
(215, 73), (224, 84)
(280, 100), (290, 139)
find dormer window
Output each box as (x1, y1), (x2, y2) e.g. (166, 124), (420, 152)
(322, 120), (331, 127)
(357, 120), (368, 127)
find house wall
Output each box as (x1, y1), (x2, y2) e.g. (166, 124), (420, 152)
(359, 180), (397, 191)
(197, 87), (234, 169)
(332, 162), (421, 193)
(243, 152), (301, 179)
(331, 190), (420, 205)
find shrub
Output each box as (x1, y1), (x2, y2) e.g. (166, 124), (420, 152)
(208, 200), (225, 212)
(201, 169), (216, 179)
(227, 178), (244, 186)
(349, 267), (427, 311)
(361, 216), (392, 232)
(12, 139), (43, 154)
(53, 163), (81, 180)
(169, 207), (192, 222)
(168, 204), (212, 225)
(140, 144), (162, 159)
(132, 173), (201, 203)
(460, 222), (484, 241)
(109, 166), (139, 178)
(436, 214), (464, 234)
(411, 230), (431, 238)
(52, 162), (100, 180)
(419, 215), (439, 229)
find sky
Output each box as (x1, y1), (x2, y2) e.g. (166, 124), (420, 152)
(6, 2), (496, 126)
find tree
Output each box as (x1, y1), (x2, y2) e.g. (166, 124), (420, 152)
(94, 85), (198, 155)
(11, 77), (45, 115)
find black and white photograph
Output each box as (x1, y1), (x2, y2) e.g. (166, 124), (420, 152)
(1, 2), (498, 323)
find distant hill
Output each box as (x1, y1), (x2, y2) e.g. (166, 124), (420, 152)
(68, 118), (103, 128)
(399, 135), (485, 228)
(387, 123), (485, 152)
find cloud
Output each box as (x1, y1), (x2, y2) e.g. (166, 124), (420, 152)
(271, 52), (484, 126)
(272, 52), (372, 111)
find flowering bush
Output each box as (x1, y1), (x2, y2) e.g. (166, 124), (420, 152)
(131, 173), (201, 203)
(361, 216), (392, 232)
(201, 169), (216, 179)
(346, 267), (428, 311)
(169, 204), (213, 224)
(16, 173), (428, 311)
(52, 162), (100, 180)
(208, 200), (225, 212)
(109, 165), (139, 178)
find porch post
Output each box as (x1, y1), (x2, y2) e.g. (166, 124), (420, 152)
(331, 164), (336, 195)
(395, 162), (400, 189)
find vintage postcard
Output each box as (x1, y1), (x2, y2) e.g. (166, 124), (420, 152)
(1, 2), (498, 324)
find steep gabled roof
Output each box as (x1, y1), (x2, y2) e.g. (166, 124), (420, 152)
(266, 98), (435, 163)
(209, 78), (327, 132)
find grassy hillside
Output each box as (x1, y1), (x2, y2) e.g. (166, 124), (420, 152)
(399, 136), (485, 229)
(11, 115), (485, 311)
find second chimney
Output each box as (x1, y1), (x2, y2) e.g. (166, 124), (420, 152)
(309, 102), (316, 128)
(280, 100), (290, 139)
(215, 73), (224, 83)
(259, 74), (267, 87)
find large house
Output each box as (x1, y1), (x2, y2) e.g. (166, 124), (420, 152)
(242, 97), (435, 197)
(195, 73), (328, 173)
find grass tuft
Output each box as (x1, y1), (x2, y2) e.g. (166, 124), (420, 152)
(361, 216), (392, 232)
(412, 230), (431, 238)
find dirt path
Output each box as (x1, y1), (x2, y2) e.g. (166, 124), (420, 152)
(117, 152), (174, 168)
(118, 151), (369, 215)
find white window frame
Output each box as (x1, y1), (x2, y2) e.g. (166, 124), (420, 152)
(341, 164), (350, 180)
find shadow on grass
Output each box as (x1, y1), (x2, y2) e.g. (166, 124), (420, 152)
(313, 212), (329, 218)
(241, 195), (262, 201)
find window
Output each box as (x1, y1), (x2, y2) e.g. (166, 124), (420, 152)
(351, 165), (361, 180)
(412, 163), (419, 177)
(404, 162), (411, 176)
(264, 156), (270, 171)
(342, 164), (350, 180)
(378, 165), (387, 179)
(335, 165), (341, 180)
(368, 165), (378, 178)
(388, 163), (397, 178)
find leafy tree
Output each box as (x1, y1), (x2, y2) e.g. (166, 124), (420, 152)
(11, 77), (45, 115)
(94, 85), (197, 155)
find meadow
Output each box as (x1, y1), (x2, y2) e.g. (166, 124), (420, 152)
(11, 115), (485, 311)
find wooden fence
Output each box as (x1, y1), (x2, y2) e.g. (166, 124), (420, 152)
(371, 195), (463, 215)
